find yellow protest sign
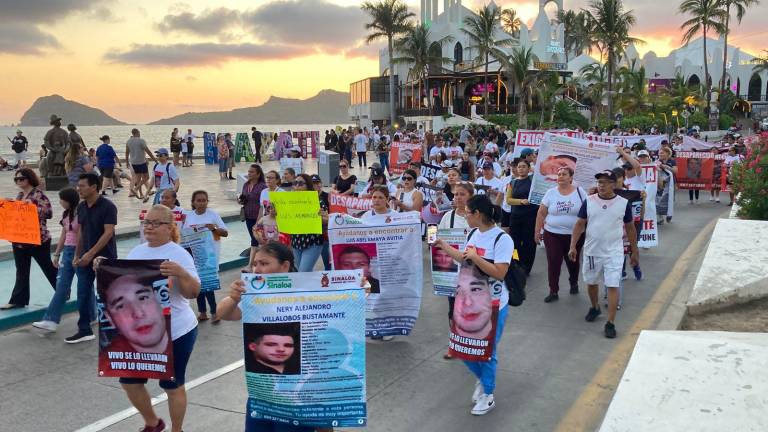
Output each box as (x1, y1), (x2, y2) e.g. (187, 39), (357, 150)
(0, 199), (41, 245)
(268, 191), (322, 234)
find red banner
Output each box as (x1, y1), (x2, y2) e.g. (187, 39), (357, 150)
(329, 193), (372, 217)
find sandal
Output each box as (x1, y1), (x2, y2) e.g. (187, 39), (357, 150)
(197, 314), (209, 322)
(443, 352), (454, 360)
(0, 303), (25, 310)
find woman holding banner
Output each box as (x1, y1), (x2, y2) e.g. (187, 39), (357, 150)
(290, 174), (327, 272)
(361, 185), (397, 218)
(3, 169), (58, 310)
(534, 167), (585, 302)
(217, 242), (317, 432)
(506, 160), (538, 276)
(109, 204), (201, 432)
(434, 194), (513, 415)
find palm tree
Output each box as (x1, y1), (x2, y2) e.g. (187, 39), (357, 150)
(679, 0), (727, 120)
(462, 4), (515, 117)
(617, 59), (647, 112)
(534, 72), (564, 124)
(580, 62), (608, 122)
(393, 24), (454, 114)
(719, 0), (760, 94)
(556, 10), (593, 63)
(584, 0), (642, 121)
(362, 0), (415, 126)
(507, 46), (538, 128)
(501, 8), (522, 38)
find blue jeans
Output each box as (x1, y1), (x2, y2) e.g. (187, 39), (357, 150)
(42, 246), (77, 323)
(76, 264), (97, 334)
(463, 305), (509, 395)
(378, 153), (389, 174)
(120, 326), (198, 390)
(196, 291), (217, 314)
(293, 244), (323, 272)
(320, 242), (331, 271)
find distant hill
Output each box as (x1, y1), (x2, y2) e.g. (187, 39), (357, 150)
(19, 94), (127, 126)
(149, 89), (349, 125)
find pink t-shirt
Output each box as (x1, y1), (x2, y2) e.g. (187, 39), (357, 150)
(61, 215), (80, 247)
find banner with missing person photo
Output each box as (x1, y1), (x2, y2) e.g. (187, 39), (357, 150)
(431, 228), (468, 296)
(328, 211), (423, 337)
(179, 226), (220, 292)
(96, 260), (174, 380)
(240, 270), (366, 428)
(529, 133), (618, 204)
(639, 164), (659, 248)
(448, 261), (500, 362)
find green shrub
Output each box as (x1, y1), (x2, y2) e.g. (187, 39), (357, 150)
(688, 111), (708, 129)
(486, 114), (518, 131)
(719, 113), (735, 130)
(732, 139), (768, 220)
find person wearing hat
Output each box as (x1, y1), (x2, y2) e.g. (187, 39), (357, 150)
(43, 114), (71, 177)
(96, 135), (122, 195)
(520, 148), (536, 165)
(568, 170), (639, 339)
(149, 148), (179, 204)
(9, 129), (28, 169)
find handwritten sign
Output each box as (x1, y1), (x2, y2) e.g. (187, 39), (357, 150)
(269, 191), (322, 234)
(0, 200), (41, 245)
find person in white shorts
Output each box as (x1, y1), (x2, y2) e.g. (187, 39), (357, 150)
(569, 170), (639, 339)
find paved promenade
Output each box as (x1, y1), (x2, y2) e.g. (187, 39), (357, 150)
(0, 188), (727, 431)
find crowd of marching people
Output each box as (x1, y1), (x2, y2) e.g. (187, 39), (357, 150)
(2, 116), (759, 432)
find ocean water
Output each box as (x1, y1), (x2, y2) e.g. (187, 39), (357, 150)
(0, 123), (351, 161)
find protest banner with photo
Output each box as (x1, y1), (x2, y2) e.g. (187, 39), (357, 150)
(420, 163), (441, 181)
(528, 133), (618, 204)
(328, 211), (423, 337)
(180, 226), (220, 292)
(512, 129), (578, 157)
(139, 209), (185, 243)
(269, 191), (321, 234)
(240, 270), (366, 428)
(584, 134), (667, 151)
(681, 135), (728, 152)
(389, 141), (423, 175)
(639, 164), (659, 248)
(234, 132), (255, 162)
(203, 132), (217, 164)
(675, 151), (717, 189)
(329, 193), (372, 217)
(615, 189), (644, 253)
(431, 228), (468, 296)
(0, 199), (41, 245)
(279, 157), (304, 175)
(448, 262), (500, 362)
(96, 259), (173, 380)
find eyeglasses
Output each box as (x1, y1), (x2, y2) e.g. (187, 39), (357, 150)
(402, 176), (414, 181)
(13, 177), (28, 183)
(339, 165), (348, 168)
(144, 220), (170, 228)
(293, 181), (307, 186)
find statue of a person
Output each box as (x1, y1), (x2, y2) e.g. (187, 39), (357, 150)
(43, 115), (70, 177)
(67, 123), (85, 150)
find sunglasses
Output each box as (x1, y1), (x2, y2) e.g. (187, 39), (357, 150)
(293, 181), (307, 186)
(339, 165), (348, 168)
(14, 177), (28, 182)
(402, 176), (414, 181)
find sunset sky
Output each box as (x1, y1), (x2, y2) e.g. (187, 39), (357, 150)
(1, 0), (767, 125)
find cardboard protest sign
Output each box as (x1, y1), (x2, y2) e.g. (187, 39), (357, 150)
(329, 211), (423, 337)
(431, 228), (468, 296)
(529, 133), (617, 204)
(180, 227), (220, 292)
(639, 164), (658, 248)
(241, 270), (366, 428)
(97, 260), (173, 380)
(389, 141), (423, 175)
(0, 199), (41, 245)
(448, 261), (500, 361)
(269, 191), (322, 234)
(329, 193), (372, 217)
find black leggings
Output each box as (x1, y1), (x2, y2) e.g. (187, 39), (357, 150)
(9, 240), (57, 306)
(357, 151), (367, 167)
(509, 215), (537, 275)
(689, 189), (699, 200)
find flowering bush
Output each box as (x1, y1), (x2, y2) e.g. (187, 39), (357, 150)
(732, 137), (768, 220)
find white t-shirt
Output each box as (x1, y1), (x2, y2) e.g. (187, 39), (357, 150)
(484, 142), (499, 154)
(500, 176), (513, 212)
(579, 194), (632, 257)
(183, 208), (226, 258)
(624, 174), (645, 191)
(361, 208), (397, 219)
(724, 154), (742, 166)
(475, 176), (504, 196)
(449, 146), (463, 158)
(438, 210), (469, 229)
(126, 241), (199, 340)
(429, 146), (446, 160)
(466, 226), (513, 308)
(153, 162), (179, 190)
(540, 187), (586, 235)
(260, 187), (284, 211)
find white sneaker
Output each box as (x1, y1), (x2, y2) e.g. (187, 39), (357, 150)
(471, 381), (483, 403)
(32, 320), (58, 332)
(471, 393), (495, 415)
(382, 335), (394, 341)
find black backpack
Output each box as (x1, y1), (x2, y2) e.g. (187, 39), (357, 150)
(467, 228), (527, 307)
